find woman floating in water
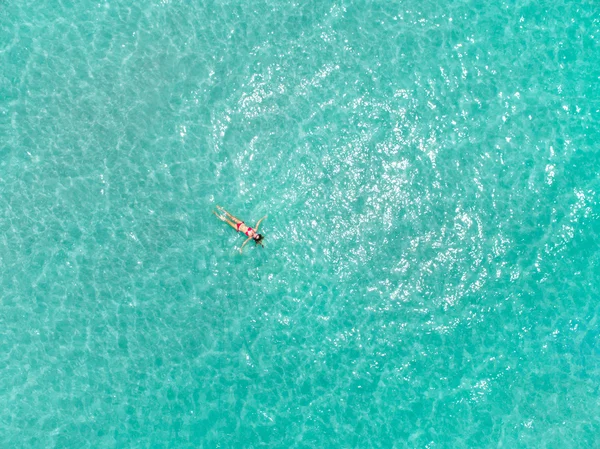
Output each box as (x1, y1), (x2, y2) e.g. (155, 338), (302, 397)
(213, 205), (266, 253)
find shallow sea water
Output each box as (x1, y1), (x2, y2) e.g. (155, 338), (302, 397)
(1, 0), (599, 447)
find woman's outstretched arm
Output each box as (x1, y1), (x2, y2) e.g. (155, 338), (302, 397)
(239, 237), (252, 253)
(254, 215), (267, 231)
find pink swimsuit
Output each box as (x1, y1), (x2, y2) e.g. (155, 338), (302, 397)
(236, 222), (254, 236)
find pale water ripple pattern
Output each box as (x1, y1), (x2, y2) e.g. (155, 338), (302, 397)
(1, 0), (599, 448)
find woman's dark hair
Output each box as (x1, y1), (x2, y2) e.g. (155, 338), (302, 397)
(253, 233), (264, 245)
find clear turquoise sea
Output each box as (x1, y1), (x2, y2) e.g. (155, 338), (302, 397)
(1, 0), (599, 447)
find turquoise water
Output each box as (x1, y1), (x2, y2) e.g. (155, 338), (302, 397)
(1, 0), (599, 447)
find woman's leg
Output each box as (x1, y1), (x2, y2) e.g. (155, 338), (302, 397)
(216, 206), (243, 224)
(213, 211), (239, 230)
